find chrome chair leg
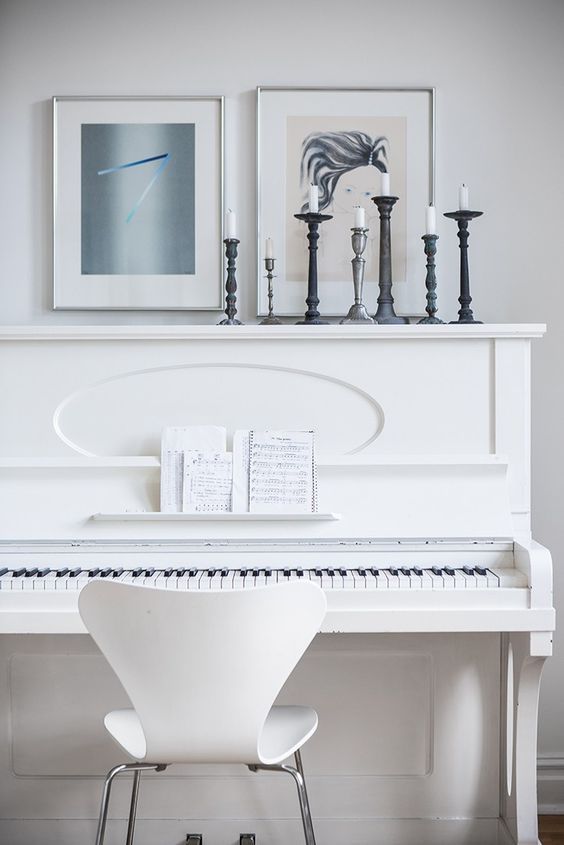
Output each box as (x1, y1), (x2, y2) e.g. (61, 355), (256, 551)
(125, 769), (141, 845)
(94, 762), (167, 845)
(248, 758), (317, 845)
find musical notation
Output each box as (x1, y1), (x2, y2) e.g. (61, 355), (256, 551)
(249, 430), (316, 514)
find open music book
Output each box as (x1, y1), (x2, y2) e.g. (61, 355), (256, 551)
(161, 426), (317, 514)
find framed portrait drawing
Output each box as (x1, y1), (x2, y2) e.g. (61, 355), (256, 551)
(256, 87), (435, 318)
(53, 95), (224, 310)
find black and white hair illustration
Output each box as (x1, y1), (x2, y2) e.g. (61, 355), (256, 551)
(300, 130), (389, 212)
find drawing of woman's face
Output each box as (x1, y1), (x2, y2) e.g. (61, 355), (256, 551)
(330, 165), (380, 216)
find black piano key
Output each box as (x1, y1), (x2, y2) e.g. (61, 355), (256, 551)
(68, 568), (82, 577)
(99, 568), (112, 578)
(463, 565), (475, 576)
(37, 568), (50, 577)
(56, 568), (70, 578)
(221, 569), (229, 577)
(388, 567), (399, 576)
(357, 568), (367, 577)
(413, 567), (423, 576)
(283, 569), (290, 577)
(400, 568), (412, 576)
(295, 568), (304, 578)
(24, 568), (39, 577)
(263, 569), (272, 577)
(314, 568), (323, 577)
(189, 569), (198, 577)
(144, 568), (155, 577)
(327, 569), (335, 576)
(338, 568), (347, 577)
(239, 569), (248, 577)
(432, 566), (444, 576)
(475, 566), (487, 576)
(207, 569), (217, 577)
(444, 566), (455, 576)
(131, 568), (143, 578)
(111, 568), (124, 578)
(0, 568), (8, 577)
(176, 568), (187, 577)
(369, 567), (379, 576)
(12, 568), (26, 577)
(163, 568), (173, 577)
(88, 568), (101, 578)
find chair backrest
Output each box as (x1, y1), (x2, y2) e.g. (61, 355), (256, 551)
(79, 580), (326, 764)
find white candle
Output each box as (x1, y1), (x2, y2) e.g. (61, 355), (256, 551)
(265, 237), (274, 259)
(380, 172), (391, 196)
(425, 205), (436, 235)
(458, 184), (469, 210)
(354, 206), (366, 228)
(225, 209), (236, 239)
(309, 184), (319, 213)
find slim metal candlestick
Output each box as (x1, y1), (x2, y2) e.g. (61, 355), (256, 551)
(417, 234), (444, 324)
(340, 227), (374, 324)
(444, 210), (483, 324)
(371, 196), (409, 324)
(294, 211), (332, 325)
(218, 238), (243, 325)
(259, 257), (282, 325)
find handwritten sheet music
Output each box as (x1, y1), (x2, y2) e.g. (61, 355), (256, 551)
(160, 426), (227, 512)
(249, 430), (316, 513)
(182, 451), (233, 513)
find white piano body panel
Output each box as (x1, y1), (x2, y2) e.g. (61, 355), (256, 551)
(0, 325), (554, 845)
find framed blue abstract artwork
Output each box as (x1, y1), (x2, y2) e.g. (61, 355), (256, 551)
(53, 96), (224, 310)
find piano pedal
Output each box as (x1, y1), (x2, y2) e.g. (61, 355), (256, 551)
(240, 835), (255, 845)
(186, 835), (203, 845)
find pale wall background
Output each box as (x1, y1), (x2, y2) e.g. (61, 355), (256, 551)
(1, 0), (563, 806)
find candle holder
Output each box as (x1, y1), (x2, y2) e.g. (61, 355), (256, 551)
(294, 211), (332, 325)
(417, 234), (444, 324)
(259, 257), (282, 325)
(340, 227), (374, 324)
(218, 238), (243, 325)
(444, 210), (483, 324)
(371, 196), (409, 324)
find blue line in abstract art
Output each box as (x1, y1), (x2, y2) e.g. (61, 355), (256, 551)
(97, 152), (171, 223)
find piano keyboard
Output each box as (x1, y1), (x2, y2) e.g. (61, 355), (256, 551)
(0, 565), (527, 590)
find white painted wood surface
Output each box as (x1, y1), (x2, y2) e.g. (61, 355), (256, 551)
(0, 325), (552, 845)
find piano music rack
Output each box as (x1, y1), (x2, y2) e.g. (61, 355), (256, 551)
(91, 512), (341, 522)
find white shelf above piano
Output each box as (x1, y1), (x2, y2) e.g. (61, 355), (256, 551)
(91, 512), (342, 522)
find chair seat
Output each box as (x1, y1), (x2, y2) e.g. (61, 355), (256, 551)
(104, 704), (318, 766)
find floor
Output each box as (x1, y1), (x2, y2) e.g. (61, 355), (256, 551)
(540, 817), (564, 844)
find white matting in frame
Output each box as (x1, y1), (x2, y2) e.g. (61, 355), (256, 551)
(257, 87), (435, 318)
(54, 95), (224, 310)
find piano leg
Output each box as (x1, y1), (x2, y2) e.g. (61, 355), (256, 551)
(501, 631), (552, 845)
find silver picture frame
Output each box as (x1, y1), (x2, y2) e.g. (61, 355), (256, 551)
(53, 95), (225, 311)
(256, 86), (436, 318)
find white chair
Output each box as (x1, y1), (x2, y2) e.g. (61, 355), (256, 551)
(79, 579), (327, 845)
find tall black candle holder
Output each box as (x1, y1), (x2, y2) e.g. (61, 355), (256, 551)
(294, 211), (332, 325)
(417, 234), (444, 324)
(218, 238), (243, 325)
(444, 210), (483, 324)
(371, 196), (409, 324)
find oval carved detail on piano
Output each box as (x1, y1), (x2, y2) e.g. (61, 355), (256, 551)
(53, 363), (385, 457)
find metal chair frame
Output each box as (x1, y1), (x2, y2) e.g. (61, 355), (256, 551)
(94, 749), (316, 845)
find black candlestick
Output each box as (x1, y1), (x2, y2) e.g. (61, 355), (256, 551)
(294, 212), (332, 325)
(218, 238), (243, 325)
(418, 234), (444, 324)
(371, 196), (409, 324)
(444, 210), (483, 324)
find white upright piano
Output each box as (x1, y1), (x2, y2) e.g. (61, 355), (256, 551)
(0, 324), (554, 845)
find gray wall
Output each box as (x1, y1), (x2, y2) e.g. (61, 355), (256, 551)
(1, 0), (563, 805)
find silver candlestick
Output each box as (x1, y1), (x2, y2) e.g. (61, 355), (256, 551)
(340, 227), (374, 324)
(259, 257), (282, 325)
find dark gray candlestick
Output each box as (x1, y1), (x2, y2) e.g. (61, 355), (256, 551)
(218, 238), (243, 325)
(259, 257), (282, 325)
(372, 196), (409, 324)
(294, 211), (332, 325)
(418, 234), (444, 324)
(444, 210), (483, 324)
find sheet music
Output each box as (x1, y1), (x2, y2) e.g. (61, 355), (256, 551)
(249, 430), (316, 514)
(232, 430), (250, 513)
(182, 451), (233, 513)
(160, 426), (227, 512)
